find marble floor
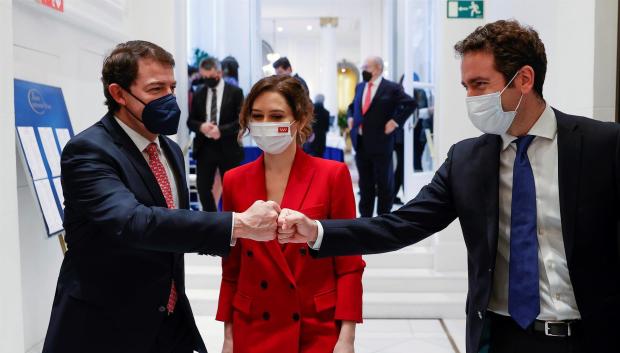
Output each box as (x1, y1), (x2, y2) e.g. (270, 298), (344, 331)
(195, 317), (467, 353)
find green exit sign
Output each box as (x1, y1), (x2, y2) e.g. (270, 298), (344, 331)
(447, 0), (484, 19)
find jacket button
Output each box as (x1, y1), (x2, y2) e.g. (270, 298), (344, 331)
(260, 280), (268, 289)
(292, 313), (300, 321)
(247, 250), (253, 257)
(262, 311), (270, 321)
(299, 248), (307, 256)
(158, 306), (166, 313)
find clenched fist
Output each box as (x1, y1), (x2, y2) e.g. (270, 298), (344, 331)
(232, 200), (281, 242)
(277, 208), (319, 244)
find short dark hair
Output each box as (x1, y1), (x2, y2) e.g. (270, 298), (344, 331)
(272, 57), (292, 70)
(199, 57), (221, 71)
(239, 75), (313, 144)
(101, 40), (175, 112)
(454, 19), (547, 98)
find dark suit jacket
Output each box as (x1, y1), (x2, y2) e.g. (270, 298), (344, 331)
(309, 102), (330, 156)
(350, 79), (416, 156)
(294, 73), (309, 94)
(315, 109), (620, 353)
(43, 113), (233, 353)
(187, 82), (244, 161)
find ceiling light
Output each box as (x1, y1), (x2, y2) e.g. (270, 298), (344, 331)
(277, 26), (284, 32)
(306, 25), (313, 31)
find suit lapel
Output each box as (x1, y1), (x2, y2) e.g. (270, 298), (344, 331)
(245, 155), (297, 285)
(101, 114), (167, 207)
(159, 136), (189, 209)
(481, 134), (502, 260)
(555, 110), (581, 266)
(365, 79), (387, 114)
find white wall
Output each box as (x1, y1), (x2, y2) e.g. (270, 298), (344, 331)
(8, 1), (190, 351)
(0, 1), (26, 352)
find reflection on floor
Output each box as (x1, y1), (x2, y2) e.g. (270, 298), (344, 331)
(195, 317), (467, 353)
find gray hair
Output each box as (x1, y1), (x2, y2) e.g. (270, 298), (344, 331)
(314, 94), (325, 104)
(369, 56), (384, 73)
(199, 57), (221, 71)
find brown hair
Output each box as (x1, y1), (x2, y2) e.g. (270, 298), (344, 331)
(101, 40), (175, 112)
(239, 75), (313, 144)
(454, 19), (547, 98)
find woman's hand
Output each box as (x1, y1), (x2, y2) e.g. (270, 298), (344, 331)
(222, 322), (233, 353)
(333, 339), (354, 353)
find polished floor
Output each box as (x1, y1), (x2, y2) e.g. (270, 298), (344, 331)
(195, 317), (467, 353)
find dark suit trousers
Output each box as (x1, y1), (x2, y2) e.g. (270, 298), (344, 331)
(393, 141), (404, 199)
(148, 311), (194, 353)
(488, 313), (585, 353)
(355, 136), (394, 217)
(196, 149), (241, 212)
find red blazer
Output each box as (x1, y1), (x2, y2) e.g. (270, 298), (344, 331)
(216, 149), (365, 353)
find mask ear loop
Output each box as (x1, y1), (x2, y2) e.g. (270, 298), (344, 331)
(122, 88), (147, 124)
(499, 70), (521, 95)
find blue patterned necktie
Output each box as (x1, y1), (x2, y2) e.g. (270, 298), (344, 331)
(508, 135), (540, 329)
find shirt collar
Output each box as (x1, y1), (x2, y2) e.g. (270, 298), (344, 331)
(500, 103), (557, 150)
(369, 76), (382, 86)
(114, 116), (160, 153)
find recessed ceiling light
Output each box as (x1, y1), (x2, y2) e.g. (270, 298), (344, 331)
(306, 25), (313, 31)
(277, 26), (284, 32)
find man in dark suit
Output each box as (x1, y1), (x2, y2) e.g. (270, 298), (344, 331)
(306, 93), (330, 157)
(43, 41), (280, 353)
(349, 56), (416, 216)
(187, 57), (244, 212)
(273, 56), (309, 94)
(278, 20), (619, 353)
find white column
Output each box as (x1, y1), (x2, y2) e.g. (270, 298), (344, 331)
(319, 17), (338, 117)
(0, 0), (26, 352)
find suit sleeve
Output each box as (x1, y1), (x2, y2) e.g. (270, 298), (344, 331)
(218, 87), (244, 138)
(61, 138), (231, 255)
(391, 85), (417, 127)
(330, 163), (365, 323)
(316, 145), (458, 258)
(216, 172), (242, 322)
(186, 88), (205, 133)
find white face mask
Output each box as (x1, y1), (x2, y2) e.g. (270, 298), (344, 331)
(249, 121), (295, 155)
(465, 71), (523, 135)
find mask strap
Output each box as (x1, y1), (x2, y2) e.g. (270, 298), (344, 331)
(122, 88), (146, 123)
(499, 70), (521, 95)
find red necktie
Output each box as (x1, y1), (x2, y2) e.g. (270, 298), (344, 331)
(362, 82), (373, 115)
(145, 143), (177, 314)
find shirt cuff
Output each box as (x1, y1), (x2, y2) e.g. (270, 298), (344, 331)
(308, 220), (324, 250)
(230, 213), (237, 246)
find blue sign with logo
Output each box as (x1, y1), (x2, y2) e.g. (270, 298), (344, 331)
(14, 79), (75, 237)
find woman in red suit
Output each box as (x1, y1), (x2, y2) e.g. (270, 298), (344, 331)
(216, 75), (365, 353)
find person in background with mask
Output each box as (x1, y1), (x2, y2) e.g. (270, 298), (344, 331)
(187, 57), (244, 212)
(216, 75), (365, 353)
(43, 41), (280, 353)
(348, 56), (416, 217)
(277, 20), (620, 353)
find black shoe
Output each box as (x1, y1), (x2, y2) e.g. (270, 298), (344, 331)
(393, 197), (403, 205)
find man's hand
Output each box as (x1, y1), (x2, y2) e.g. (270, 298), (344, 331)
(200, 122), (214, 137)
(277, 208), (319, 244)
(233, 200), (281, 242)
(210, 125), (221, 140)
(384, 119), (398, 134)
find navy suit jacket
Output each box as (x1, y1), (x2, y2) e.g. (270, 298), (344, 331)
(350, 79), (416, 156)
(315, 109), (620, 353)
(43, 113), (233, 353)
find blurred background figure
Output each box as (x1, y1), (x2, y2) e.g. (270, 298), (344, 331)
(304, 93), (330, 158)
(221, 55), (239, 87)
(273, 56), (309, 93)
(349, 56), (416, 217)
(187, 57), (244, 212)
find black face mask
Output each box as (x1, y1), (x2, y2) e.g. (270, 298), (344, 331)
(124, 89), (181, 135)
(205, 77), (220, 88)
(362, 70), (373, 82)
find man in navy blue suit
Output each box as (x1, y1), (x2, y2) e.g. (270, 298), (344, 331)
(348, 56), (416, 216)
(279, 20), (619, 353)
(43, 41), (280, 353)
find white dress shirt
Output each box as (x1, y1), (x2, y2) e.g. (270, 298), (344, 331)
(115, 116), (179, 208)
(488, 104), (581, 320)
(205, 78), (225, 125)
(314, 104), (582, 321)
